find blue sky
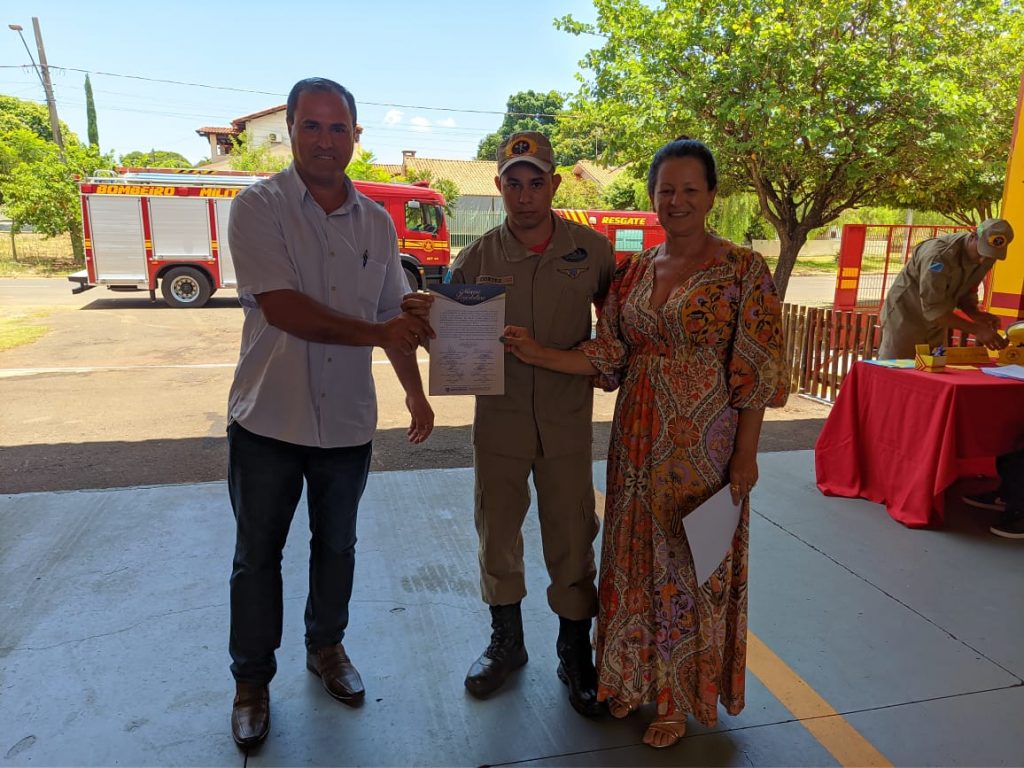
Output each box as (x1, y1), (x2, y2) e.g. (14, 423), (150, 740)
(1, 0), (603, 165)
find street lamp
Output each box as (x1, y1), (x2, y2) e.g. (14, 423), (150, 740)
(8, 18), (64, 153)
(8, 22), (46, 89)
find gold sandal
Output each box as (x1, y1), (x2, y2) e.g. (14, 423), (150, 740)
(642, 715), (686, 749)
(607, 697), (635, 719)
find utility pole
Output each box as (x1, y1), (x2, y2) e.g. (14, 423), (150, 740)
(32, 17), (64, 156)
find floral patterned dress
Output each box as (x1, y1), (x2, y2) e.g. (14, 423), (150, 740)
(577, 242), (788, 725)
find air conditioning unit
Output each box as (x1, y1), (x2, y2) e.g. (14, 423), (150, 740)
(268, 132), (280, 143)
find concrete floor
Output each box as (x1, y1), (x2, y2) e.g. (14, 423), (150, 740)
(1, 451), (1022, 766)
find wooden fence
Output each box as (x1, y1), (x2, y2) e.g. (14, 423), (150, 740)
(781, 304), (879, 403)
(781, 303), (978, 404)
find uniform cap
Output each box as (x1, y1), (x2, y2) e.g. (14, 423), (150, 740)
(976, 218), (1014, 260)
(497, 131), (555, 175)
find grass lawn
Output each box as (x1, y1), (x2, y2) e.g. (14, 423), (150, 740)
(784, 253), (840, 275)
(0, 310), (50, 352)
(0, 233), (79, 278)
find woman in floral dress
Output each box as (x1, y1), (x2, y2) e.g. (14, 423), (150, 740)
(502, 138), (788, 748)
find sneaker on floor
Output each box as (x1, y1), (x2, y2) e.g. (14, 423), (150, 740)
(990, 512), (1024, 539)
(962, 490), (1006, 512)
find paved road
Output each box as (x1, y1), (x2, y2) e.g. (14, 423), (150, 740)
(0, 277), (832, 493)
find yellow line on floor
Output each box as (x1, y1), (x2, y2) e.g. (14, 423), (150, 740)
(595, 486), (884, 764)
(747, 632), (892, 767)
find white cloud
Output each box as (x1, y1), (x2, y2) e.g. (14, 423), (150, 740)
(383, 109), (403, 125)
(436, 117), (457, 128)
(410, 116), (432, 133)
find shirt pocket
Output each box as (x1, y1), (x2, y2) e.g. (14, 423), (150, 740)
(550, 283), (595, 348)
(357, 261), (387, 319)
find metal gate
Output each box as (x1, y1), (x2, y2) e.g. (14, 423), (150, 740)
(832, 224), (973, 310)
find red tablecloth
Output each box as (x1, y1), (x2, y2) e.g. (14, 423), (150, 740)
(815, 363), (1024, 527)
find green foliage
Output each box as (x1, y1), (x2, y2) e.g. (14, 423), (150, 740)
(558, 0), (1024, 298)
(599, 174), (649, 210)
(119, 149), (193, 169)
(476, 133), (501, 164)
(708, 194), (773, 243)
(0, 95), (75, 194)
(475, 90), (609, 166)
(0, 312), (49, 352)
(430, 178), (460, 216)
(476, 90), (564, 160)
(0, 95), (112, 264)
(84, 74), (99, 148)
(227, 130), (291, 173)
(399, 165), (461, 215)
(552, 171), (602, 209)
(0, 94), (61, 143)
(806, 206), (953, 238)
(347, 149), (396, 183)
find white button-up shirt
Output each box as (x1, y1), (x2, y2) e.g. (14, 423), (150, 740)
(227, 165), (406, 447)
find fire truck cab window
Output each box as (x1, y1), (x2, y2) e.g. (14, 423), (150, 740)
(406, 201), (441, 234)
(614, 228), (645, 253)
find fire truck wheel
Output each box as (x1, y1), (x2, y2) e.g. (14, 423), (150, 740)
(161, 266), (212, 309)
(403, 267), (420, 292)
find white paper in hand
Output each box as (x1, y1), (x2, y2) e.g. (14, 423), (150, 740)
(682, 485), (742, 585)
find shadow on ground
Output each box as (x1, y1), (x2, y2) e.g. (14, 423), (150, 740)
(79, 295), (242, 311)
(0, 419), (827, 495)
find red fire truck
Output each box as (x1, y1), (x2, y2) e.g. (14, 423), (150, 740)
(69, 167), (450, 308)
(555, 208), (664, 263)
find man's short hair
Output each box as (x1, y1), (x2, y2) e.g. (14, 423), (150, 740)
(286, 78), (357, 126)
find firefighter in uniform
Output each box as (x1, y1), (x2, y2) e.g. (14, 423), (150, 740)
(447, 131), (616, 716)
(878, 218), (1013, 359)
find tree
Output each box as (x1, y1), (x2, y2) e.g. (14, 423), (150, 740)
(227, 130), (291, 173)
(709, 194), (773, 244)
(346, 149), (393, 183)
(0, 95), (110, 264)
(0, 94), (58, 143)
(887, 141), (1009, 226)
(476, 90), (576, 164)
(478, 90), (614, 168)
(84, 74), (99, 148)
(400, 165), (461, 215)
(0, 128), (111, 264)
(0, 95), (72, 192)
(600, 174), (649, 210)
(558, 0), (1024, 299)
(552, 170), (602, 209)
(119, 149), (193, 169)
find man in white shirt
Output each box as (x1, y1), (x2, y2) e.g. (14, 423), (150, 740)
(225, 77), (433, 748)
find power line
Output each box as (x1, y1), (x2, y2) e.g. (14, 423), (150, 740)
(3, 63), (571, 119)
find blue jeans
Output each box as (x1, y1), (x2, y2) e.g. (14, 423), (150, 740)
(227, 422), (372, 685)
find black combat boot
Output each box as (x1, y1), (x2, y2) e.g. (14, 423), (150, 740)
(556, 616), (604, 717)
(464, 602), (528, 697)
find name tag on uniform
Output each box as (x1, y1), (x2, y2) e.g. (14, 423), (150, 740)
(478, 275), (514, 285)
(558, 266), (590, 279)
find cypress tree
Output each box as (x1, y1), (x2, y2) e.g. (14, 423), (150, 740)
(85, 74), (99, 147)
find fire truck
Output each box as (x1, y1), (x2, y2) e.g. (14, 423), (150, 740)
(69, 167), (450, 308)
(555, 208), (664, 263)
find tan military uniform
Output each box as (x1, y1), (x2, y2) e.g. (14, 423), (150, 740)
(448, 214), (616, 619)
(878, 232), (992, 359)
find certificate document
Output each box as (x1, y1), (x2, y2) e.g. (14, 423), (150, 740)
(427, 284), (506, 396)
(682, 485), (742, 585)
